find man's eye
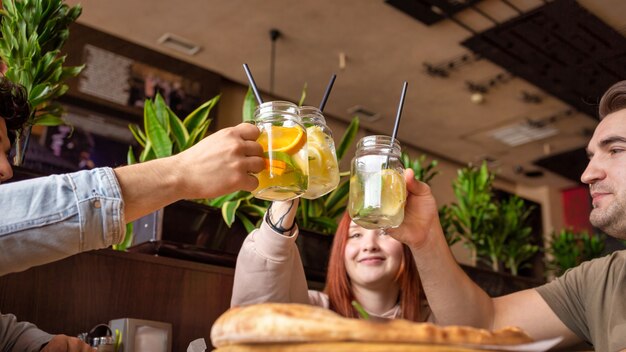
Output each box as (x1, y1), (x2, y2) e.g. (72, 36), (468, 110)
(610, 148), (624, 155)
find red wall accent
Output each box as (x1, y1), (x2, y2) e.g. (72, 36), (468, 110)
(562, 185), (593, 233)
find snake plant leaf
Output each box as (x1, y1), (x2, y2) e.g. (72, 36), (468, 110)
(299, 199), (309, 228)
(238, 204), (267, 218)
(324, 180), (350, 215)
(335, 116), (359, 160)
(144, 99), (172, 158)
(307, 198), (323, 218)
(184, 119), (212, 150)
(222, 199), (242, 227)
(183, 94), (220, 131)
(127, 146), (137, 165)
(207, 191), (251, 207)
(298, 82), (307, 106)
(236, 213), (258, 233)
(139, 139), (156, 162)
(32, 113), (63, 126)
(167, 106), (189, 152)
(128, 123), (147, 148)
(153, 93), (171, 134)
(242, 87), (257, 122)
(113, 223), (134, 251)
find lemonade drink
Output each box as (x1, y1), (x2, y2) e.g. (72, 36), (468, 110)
(253, 101), (308, 201)
(300, 107), (340, 199)
(348, 136), (406, 229)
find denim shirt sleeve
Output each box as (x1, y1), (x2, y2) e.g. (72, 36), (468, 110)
(0, 167), (125, 276)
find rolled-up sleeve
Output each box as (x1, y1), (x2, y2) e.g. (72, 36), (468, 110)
(0, 167), (125, 276)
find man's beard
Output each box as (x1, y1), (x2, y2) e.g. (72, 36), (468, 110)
(590, 195), (626, 239)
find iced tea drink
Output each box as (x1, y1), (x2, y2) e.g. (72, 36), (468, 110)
(348, 135), (406, 229)
(253, 101), (308, 201)
(300, 106), (340, 199)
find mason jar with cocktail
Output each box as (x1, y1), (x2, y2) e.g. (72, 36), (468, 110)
(300, 106), (340, 199)
(252, 101), (308, 201)
(348, 135), (406, 229)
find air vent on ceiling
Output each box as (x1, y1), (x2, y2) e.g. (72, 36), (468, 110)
(347, 105), (381, 122)
(489, 122), (558, 147)
(157, 33), (201, 56)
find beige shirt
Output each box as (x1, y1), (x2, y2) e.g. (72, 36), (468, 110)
(230, 221), (432, 321)
(231, 221), (427, 321)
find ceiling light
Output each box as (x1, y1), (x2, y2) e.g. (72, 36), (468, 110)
(490, 122), (558, 147)
(157, 33), (201, 56)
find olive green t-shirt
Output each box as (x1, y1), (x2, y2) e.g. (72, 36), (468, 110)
(535, 250), (626, 351)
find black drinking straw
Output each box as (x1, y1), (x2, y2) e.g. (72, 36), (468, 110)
(243, 63), (264, 104)
(318, 74), (337, 111)
(391, 81), (408, 143)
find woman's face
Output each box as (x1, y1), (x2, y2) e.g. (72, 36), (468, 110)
(344, 221), (404, 290)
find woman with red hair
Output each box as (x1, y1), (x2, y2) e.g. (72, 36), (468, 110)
(232, 169), (430, 322)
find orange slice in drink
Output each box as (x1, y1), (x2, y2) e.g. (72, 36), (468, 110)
(264, 158), (287, 175)
(258, 126), (306, 155)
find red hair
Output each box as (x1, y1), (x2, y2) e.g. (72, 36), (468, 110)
(324, 212), (422, 321)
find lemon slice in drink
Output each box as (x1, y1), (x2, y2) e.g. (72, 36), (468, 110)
(307, 126), (334, 169)
(380, 169), (406, 216)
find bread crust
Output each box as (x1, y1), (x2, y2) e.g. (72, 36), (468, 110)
(211, 303), (532, 348)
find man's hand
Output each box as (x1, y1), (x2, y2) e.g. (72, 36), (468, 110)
(41, 335), (94, 351)
(116, 122), (266, 222)
(387, 169), (443, 249)
(173, 122), (265, 199)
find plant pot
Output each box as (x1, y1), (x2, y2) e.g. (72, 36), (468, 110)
(128, 200), (251, 267)
(461, 264), (545, 297)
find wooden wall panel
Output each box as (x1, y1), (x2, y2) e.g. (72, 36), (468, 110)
(0, 250), (233, 351)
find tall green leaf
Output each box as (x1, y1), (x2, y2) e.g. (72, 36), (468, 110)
(335, 116), (359, 160)
(144, 99), (172, 158)
(242, 87), (257, 122)
(183, 94), (220, 131)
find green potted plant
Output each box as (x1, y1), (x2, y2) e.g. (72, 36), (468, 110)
(496, 196), (538, 275)
(442, 162), (539, 275)
(444, 162), (497, 267)
(113, 92), (220, 250)
(545, 229), (605, 277)
(0, 0), (84, 165)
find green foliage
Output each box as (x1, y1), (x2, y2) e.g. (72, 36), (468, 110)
(0, 0), (84, 164)
(443, 162), (538, 275)
(446, 162), (497, 264)
(127, 93), (220, 164)
(401, 153), (439, 185)
(546, 229), (606, 277)
(114, 93), (219, 251)
(497, 196), (538, 275)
